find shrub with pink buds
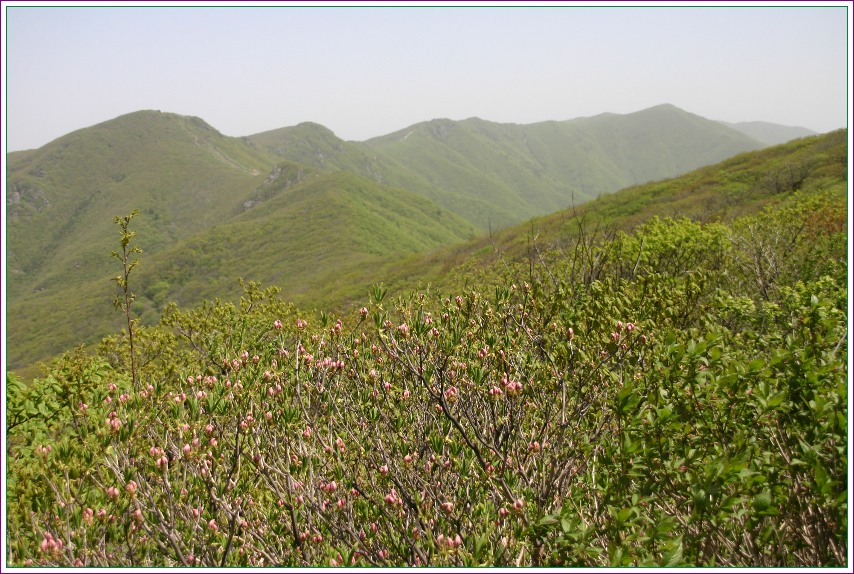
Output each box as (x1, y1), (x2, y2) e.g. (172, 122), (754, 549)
(39, 531), (63, 554)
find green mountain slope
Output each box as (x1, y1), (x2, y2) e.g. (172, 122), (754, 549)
(5, 160), (477, 373)
(4, 107), (829, 378)
(363, 104), (764, 228)
(135, 169), (478, 311)
(718, 120), (816, 145)
(248, 105), (766, 230)
(6, 110), (277, 300)
(347, 128), (848, 304)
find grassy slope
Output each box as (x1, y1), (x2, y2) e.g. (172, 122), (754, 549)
(6, 110), (277, 299)
(719, 120), (817, 145)
(353, 128), (848, 304)
(6, 166), (478, 375)
(249, 105), (765, 231)
(138, 169), (478, 310)
(363, 104), (764, 229)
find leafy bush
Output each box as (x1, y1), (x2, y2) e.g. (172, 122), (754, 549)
(5, 194), (847, 567)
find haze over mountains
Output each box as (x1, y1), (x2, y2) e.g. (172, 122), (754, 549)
(4, 103), (820, 374)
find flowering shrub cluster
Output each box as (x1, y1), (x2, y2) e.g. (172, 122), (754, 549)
(5, 198), (847, 567)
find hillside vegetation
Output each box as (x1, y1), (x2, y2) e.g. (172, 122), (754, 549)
(4, 124), (844, 378)
(5, 105), (771, 375)
(254, 104), (764, 228)
(4, 128), (847, 567)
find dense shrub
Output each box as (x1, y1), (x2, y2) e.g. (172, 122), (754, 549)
(5, 195), (847, 567)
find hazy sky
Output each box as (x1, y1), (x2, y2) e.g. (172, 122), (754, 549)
(2, 2), (850, 151)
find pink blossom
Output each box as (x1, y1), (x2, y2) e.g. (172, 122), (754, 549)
(208, 519), (218, 531)
(106, 486), (120, 500)
(384, 490), (400, 506)
(125, 481), (138, 495)
(359, 307), (368, 318)
(274, 319), (283, 330)
(440, 501), (454, 514)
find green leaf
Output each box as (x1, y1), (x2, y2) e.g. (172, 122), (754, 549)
(662, 539), (684, 567)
